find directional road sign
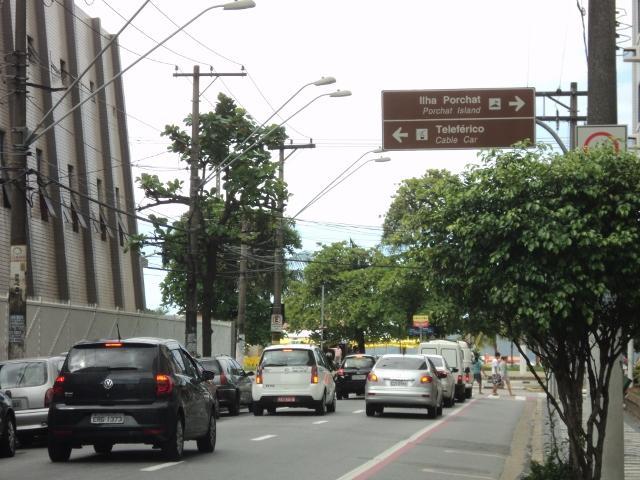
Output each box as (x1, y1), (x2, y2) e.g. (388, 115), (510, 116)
(382, 88), (536, 150)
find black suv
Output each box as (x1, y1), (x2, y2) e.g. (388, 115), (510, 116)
(199, 355), (254, 415)
(335, 354), (377, 399)
(47, 337), (217, 462)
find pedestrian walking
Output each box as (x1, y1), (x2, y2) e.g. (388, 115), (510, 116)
(471, 354), (483, 394)
(490, 352), (501, 397)
(500, 355), (514, 396)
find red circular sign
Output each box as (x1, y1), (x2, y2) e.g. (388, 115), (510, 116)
(582, 131), (621, 153)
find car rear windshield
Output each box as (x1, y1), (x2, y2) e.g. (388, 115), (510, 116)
(376, 357), (427, 370)
(427, 356), (443, 367)
(343, 357), (375, 369)
(66, 344), (157, 373)
(261, 349), (314, 367)
(200, 359), (220, 374)
(0, 362), (47, 388)
(441, 348), (459, 368)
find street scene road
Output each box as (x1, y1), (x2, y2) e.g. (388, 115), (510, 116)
(1, 394), (536, 480)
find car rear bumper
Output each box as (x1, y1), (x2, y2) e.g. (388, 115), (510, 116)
(216, 387), (236, 406)
(254, 395), (318, 409)
(252, 383), (325, 403)
(335, 378), (366, 393)
(365, 388), (437, 408)
(48, 401), (176, 445)
(15, 408), (48, 433)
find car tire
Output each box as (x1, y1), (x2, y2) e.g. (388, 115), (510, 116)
(365, 404), (376, 417)
(437, 397), (443, 417)
(196, 415), (216, 453)
(376, 406), (384, 415)
(229, 392), (240, 416)
(327, 391), (337, 413)
(267, 407), (276, 415)
(315, 391), (327, 416)
(48, 438), (71, 462)
(465, 388), (472, 399)
(253, 404), (264, 416)
(444, 395), (455, 408)
(427, 405), (437, 419)
(162, 416), (184, 461)
(0, 417), (16, 458)
(93, 442), (113, 455)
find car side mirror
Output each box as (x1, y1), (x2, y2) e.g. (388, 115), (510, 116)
(201, 370), (215, 381)
(245, 371), (255, 376)
(451, 367), (459, 373)
(464, 367), (470, 373)
(4, 390), (12, 399)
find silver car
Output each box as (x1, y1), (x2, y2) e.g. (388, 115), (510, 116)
(425, 354), (456, 407)
(0, 356), (65, 444)
(365, 354), (443, 418)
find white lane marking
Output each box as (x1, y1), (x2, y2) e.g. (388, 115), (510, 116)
(251, 434), (277, 441)
(352, 409), (364, 414)
(444, 449), (505, 458)
(422, 468), (495, 479)
(335, 398), (478, 480)
(313, 420), (328, 425)
(141, 462), (184, 472)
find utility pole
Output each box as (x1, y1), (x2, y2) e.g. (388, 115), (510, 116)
(236, 220), (248, 365)
(7, 0), (28, 359)
(270, 142), (315, 344)
(320, 284), (325, 349)
(173, 66), (245, 356)
(587, 1), (622, 478)
(535, 82), (587, 150)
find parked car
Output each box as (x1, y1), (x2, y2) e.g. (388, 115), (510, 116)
(457, 340), (474, 398)
(419, 340), (469, 401)
(424, 354), (456, 407)
(365, 354), (443, 418)
(252, 344), (336, 416)
(47, 337), (217, 462)
(194, 359), (220, 419)
(0, 390), (16, 457)
(335, 354), (377, 399)
(0, 356), (65, 445)
(199, 355), (253, 416)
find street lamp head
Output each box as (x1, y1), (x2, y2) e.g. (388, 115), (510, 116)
(329, 89), (352, 97)
(223, 0), (256, 10)
(372, 147), (385, 154)
(313, 76), (336, 86)
(373, 156), (391, 163)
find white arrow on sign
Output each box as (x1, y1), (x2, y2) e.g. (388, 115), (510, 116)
(508, 96), (525, 112)
(393, 127), (409, 143)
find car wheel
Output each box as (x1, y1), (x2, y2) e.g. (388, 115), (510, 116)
(315, 391), (327, 416)
(0, 417), (16, 458)
(162, 416), (184, 461)
(465, 388), (473, 399)
(437, 397), (444, 417)
(48, 437), (71, 462)
(327, 391), (337, 413)
(93, 442), (113, 455)
(229, 391), (241, 416)
(427, 405), (437, 419)
(444, 395), (455, 408)
(196, 415), (216, 453)
(267, 407), (276, 415)
(376, 406), (384, 416)
(214, 398), (221, 419)
(253, 404), (264, 416)
(365, 404), (376, 417)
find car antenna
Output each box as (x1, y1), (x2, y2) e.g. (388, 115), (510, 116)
(116, 321), (122, 341)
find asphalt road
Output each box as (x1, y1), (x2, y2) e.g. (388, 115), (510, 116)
(0, 394), (535, 480)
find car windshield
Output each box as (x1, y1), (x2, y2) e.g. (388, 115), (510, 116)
(66, 344), (157, 373)
(200, 359), (221, 374)
(343, 357), (375, 369)
(261, 349), (314, 367)
(0, 361), (47, 388)
(376, 357), (427, 370)
(427, 356), (443, 367)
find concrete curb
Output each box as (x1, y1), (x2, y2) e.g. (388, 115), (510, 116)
(499, 398), (540, 480)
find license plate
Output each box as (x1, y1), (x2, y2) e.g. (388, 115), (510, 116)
(352, 375), (366, 380)
(277, 396), (296, 403)
(390, 380), (408, 387)
(90, 413), (124, 424)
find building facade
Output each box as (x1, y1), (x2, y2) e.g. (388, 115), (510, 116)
(0, 0), (145, 312)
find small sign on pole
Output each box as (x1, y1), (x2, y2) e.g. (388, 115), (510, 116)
(270, 313), (283, 333)
(412, 314), (430, 328)
(576, 125), (627, 152)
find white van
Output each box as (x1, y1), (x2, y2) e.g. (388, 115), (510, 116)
(458, 340), (474, 398)
(419, 340), (471, 401)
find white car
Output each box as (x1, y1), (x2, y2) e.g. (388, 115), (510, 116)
(252, 344), (336, 416)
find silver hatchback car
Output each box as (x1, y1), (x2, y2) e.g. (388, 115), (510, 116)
(365, 354), (443, 418)
(0, 356), (65, 444)
(425, 354), (456, 408)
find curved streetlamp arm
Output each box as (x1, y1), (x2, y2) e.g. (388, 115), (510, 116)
(535, 119), (568, 154)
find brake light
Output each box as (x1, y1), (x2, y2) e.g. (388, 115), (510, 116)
(52, 375), (65, 400)
(219, 371), (228, 385)
(44, 387), (54, 407)
(367, 372), (378, 382)
(155, 374), (174, 396)
(337, 368), (344, 377)
(311, 365), (319, 384)
(465, 373), (470, 383)
(255, 367), (263, 385)
(105, 342), (123, 348)
(457, 374), (463, 383)
(420, 375), (433, 384)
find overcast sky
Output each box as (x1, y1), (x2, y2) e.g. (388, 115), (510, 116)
(76, 0), (633, 311)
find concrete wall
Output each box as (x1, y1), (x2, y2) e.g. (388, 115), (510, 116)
(0, 296), (233, 360)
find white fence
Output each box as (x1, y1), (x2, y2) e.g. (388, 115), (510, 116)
(0, 296), (233, 360)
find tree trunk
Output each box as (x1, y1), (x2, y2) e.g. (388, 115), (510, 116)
(355, 329), (366, 353)
(201, 240), (219, 357)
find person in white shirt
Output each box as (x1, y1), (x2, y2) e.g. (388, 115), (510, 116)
(491, 352), (501, 396)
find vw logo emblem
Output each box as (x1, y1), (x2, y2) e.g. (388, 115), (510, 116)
(103, 378), (114, 390)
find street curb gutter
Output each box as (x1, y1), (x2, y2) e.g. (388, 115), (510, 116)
(499, 397), (543, 480)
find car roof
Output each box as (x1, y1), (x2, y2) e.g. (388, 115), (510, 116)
(421, 340), (461, 347)
(378, 354), (427, 359)
(72, 337), (181, 348)
(263, 343), (317, 351)
(344, 354), (375, 358)
(0, 356), (64, 364)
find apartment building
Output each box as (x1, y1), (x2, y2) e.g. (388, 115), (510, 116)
(0, 0), (145, 311)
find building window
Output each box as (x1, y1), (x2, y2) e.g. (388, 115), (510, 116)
(100, 215), (107, 241)
(60, 59), (69, 87)
(70, 203), (79, 232)
(115, 186), (121, 210)
(118, 222), (125, 247)
(0, 130), (9, 209)
(27, 35), (35, 63)
(89, 81), (95, 103)
(36, 149), (49, 222)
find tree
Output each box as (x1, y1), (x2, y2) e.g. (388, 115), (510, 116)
(136, 93), (295, 354)
(382, 145), (640, 479)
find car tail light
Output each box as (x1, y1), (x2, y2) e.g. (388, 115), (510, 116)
(219, 371), (228, 385)
(464, 373), (470, 383)
(420, 375), (433, 384)
(52, 375), (65, 401)
(44, 387), (54, 407)
(337, 368), (344, 377)
(255, 367), (263, 385)
(155, 374), (174, 396)
(104, 342), (123, 348)
(367, 372), (378, 383)
(457, 374), (463, 383)
(311, 365), (319, 384)
(436, 371), (447, 379)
